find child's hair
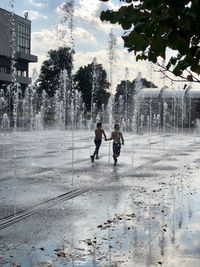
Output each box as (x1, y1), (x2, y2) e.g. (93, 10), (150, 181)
(114, 123), (120, 130)
(96, 122), (102, 128)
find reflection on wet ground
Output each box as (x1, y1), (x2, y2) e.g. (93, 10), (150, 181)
(0, 130), (200, 266)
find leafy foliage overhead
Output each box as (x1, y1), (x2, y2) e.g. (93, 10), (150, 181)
(100, 0), (200, 81)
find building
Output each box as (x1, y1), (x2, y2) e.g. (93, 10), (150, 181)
(137, 86), (200, 128)
(0, 8), (37, 90)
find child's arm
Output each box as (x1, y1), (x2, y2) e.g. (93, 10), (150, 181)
(121, 133), (124, 145)
(94, 129), (97, 138)
(107, 132), (113, 141)
(102, 129), (107, 140)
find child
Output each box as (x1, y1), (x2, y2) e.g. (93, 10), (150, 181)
(90, 122), (107, 162)
(107, 123), (124, 166)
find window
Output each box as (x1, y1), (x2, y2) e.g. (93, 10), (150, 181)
(17, 22), (30, 54)
(0, 67), (9, 74)
(16, 69), (27, 77)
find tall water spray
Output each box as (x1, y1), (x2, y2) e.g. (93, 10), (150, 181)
(56, 0), (75, 128)
(7, 0), (16, 130)
(124, 67), (129, 131)
(107, 29), (117, 162)
(6, 0), (18, 217)
(132, 72), (142, 134)
(107, 29), (117, 127)
(90, 57), (97, 129)
(57, 0), (76, 191)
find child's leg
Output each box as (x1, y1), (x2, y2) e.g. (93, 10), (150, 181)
(90, 139), (96, 162)
(94, 140), (101, 158)
(113, 143), (117, 165)
(95, 149), (99, 159)
(92, 148), (97, 156)
(95, 144), (101, 159)
(91, 139), (101, 161)
(94, 148), (98, 157)
(113, 143), (121, 165)
(113, 154), (117, 165)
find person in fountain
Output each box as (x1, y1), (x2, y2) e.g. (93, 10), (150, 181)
(107, 123), (124, 166)
(90, 122), (107, 162)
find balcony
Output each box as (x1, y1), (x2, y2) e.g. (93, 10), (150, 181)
(16, 52), (38, 63)
(0, 72), (31, 85)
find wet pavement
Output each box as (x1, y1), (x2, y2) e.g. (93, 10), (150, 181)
(1, 129), (200, 266)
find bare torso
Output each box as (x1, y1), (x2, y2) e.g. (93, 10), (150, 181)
(95, 128), (106, 140)
(111, 130), (124, 143)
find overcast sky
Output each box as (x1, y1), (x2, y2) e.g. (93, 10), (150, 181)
(0, 0), (191, 91)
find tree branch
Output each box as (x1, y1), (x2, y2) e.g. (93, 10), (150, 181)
(186, 69), (200, 82)
(155, 62), (200, 83)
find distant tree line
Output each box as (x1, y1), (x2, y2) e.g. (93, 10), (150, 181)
(36, 47), (157, 113)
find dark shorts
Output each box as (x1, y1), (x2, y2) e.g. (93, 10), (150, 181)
(94, 139), (102, 150)
(113, 142), (121, 157)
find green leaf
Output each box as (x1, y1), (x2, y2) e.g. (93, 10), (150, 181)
(100, 10), (118, 24)
(134, 22), (145, 33)
(187, 75), (193, 81)
(170, 57), (177, 65)
(123, 31), (147, 51)
(166, 61), (171, 70)
(121, 19), (132, 30)
(159, 15), (174, 25)
(136, 54), (148, 61)
(176, 36), (188, 55)
(191, 63), (200, 74)
(148, 51), (157, 63)
(172, 65), (182, 76)
(167, 30), (176, 45)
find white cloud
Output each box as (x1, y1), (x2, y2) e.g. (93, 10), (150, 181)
(29, 1), (170, 89)
(26, 0), (48, 8)
(74, 0), (115, 33)
(31, 29), (60, 55)
(76, 27), (96, 44)
(25, 10), (48, 20)
(55, 24), (96, 47)
(56, 0), (120, 34)
(30, 26), (164, 91)
(30, 29), (57, 76)
(76, 0), (120, 19)
(30, 26), (97, 73)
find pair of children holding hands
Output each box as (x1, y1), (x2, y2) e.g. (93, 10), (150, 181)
(90, 122), (124, 166)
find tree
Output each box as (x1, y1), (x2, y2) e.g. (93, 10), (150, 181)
(100, 0), (200, 83)
(74, 62), (110, 112)
(114, 77), (157, 120)
(115, 77), (156, 103)
(37, 47), (74, 97)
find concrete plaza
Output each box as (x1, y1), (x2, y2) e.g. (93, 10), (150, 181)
(1, 129), (200, 266)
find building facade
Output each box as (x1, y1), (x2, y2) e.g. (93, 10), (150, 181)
(0, 8), (37, 90)
(137, 86), (200, 128)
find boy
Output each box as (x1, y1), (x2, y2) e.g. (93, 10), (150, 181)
(90, 122), (107, 162)
(107, 123), (124, 166)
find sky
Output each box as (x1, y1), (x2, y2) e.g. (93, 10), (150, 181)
(0, 0), (191, 92)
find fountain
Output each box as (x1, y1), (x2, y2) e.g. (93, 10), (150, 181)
(2, 1), (200, 267)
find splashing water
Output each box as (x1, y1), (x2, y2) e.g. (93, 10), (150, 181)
(90, 57), (97, 129)
(132, 72), (142, 134)
(107, 29), (117, 161)
(107, 29), (117, 126)
(124, 67), (129, 131)
(56, 0), (75, 50)
(107, 29), (117, 94)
